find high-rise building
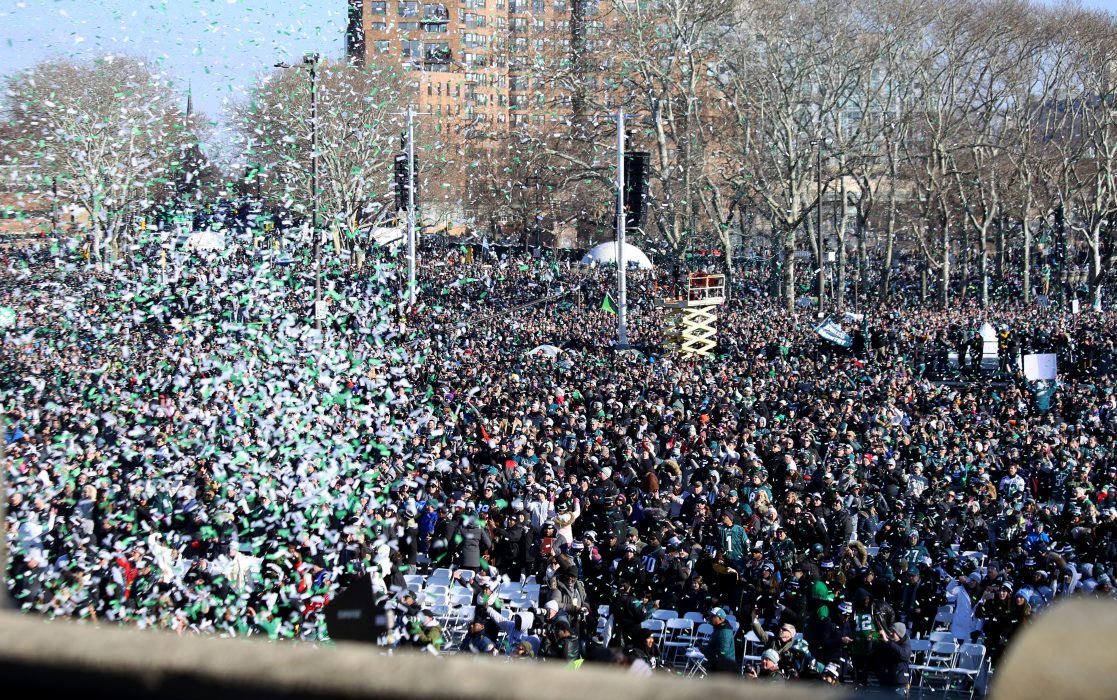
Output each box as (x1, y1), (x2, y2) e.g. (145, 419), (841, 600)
(344, 0), (622, 233)
(346, 0), (585, 131)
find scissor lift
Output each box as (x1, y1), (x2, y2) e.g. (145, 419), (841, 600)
(655, 273), (726, 358)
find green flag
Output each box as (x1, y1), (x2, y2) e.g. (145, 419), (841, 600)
(602, 293), (617, 314)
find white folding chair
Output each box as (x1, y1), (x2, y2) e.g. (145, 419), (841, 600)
(683, 611), (705, 625)
(426, 569), (452, 589)
(449, 590), (474, 607)
(456, 569), (476, 585)
(496, 581), (523, 600)
(661, 618), (696, 668)
(933, 609), (955, 632)
(403, 574), (425, 590)
(422, 585), (449, 605)
(641, 619), (666, 650)
(741, 629), (764, 670)
(918, 641), (958, 691)
(521, 583), (541, 602)
(651, 609), (678, 622)
(683, 648), (708, 678)
(908, 638), (933, 684)
(430, 603), (450, 621)
(946, 643), (986, 699)
(929, 630), (955, 644)
(694, 622), (714, 647)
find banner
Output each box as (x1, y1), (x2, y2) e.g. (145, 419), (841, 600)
(814, 317), (852, 347)
(1022, 353), (1057, 381)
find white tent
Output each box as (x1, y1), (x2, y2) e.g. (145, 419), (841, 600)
(185, 230), (225, 251)
(580, 241), (654, 270)
(527, 344), (563, 357)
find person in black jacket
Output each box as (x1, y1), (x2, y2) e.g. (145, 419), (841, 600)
(874, 622), (912, 690)
(454, 511), (493, 571)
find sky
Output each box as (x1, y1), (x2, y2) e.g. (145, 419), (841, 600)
(1, 0), (1116, 128)
(0, 0), (346, 127)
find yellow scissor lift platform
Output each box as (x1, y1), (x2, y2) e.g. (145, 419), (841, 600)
(654, 273), (726, 358)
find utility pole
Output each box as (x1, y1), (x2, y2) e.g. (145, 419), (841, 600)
(50, 175), (59, 257)
(276, 53), (322, 332)
(616, 108), (628, 348)
(812, 139), (825, 317)
(407, 106), (417, 307)
(309, 53), (321, 334)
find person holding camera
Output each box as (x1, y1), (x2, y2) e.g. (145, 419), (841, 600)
(873, 622), (912, 692)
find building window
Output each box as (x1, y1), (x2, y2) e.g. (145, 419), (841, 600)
(370, 21), (387, 30)
(465, 0), (485, 8)
(370, 1), (387, 13)
(510, 0), (528, 13)
(423, 3), (448, 19)
(532, 0), (545, 14)
(399, 21), (419, 30)
(422, 21), (448, 32)
(401, 39), (422, 58)
(398, 1), (419, 17)
(553, 0), (566, 11)
(374, 39), (390, 53)
(424, 42), (451, 64)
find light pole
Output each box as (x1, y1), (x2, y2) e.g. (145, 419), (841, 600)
(810, 138), (825, 317)
(276, 53), (321, 333)
(406, 106), (417, 307)
(615, 108), (628, 348)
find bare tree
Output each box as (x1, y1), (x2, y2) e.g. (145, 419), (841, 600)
(233, 60), (416, 255)
(2, 56), (197, 262)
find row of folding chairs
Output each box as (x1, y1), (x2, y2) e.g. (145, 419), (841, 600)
(639, 618), (716, 669)
(403, 569), (542, 609)
(910, 639), (987, 699)
(647, 609), (741, 631)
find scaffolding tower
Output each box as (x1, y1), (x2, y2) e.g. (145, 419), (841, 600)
(655, 273), (726, 358)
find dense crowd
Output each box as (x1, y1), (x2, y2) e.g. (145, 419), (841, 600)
(3, 238), (1116, 689)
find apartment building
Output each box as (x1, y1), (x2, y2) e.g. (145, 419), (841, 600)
(345, 0), (597, 131)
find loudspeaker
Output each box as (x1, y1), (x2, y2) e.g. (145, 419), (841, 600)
(393, 153), (419, 212)
(323, 574), (394, 644)
(623, 151), (649, 230)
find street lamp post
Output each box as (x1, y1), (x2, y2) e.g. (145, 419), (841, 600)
(811, 139), (825, 317)
(615, 108), (628, 348)
(276, 53), (322, 333)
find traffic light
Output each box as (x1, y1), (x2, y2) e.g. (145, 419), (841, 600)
(393, 152), (419, 213)
(623, 150), (649, 230)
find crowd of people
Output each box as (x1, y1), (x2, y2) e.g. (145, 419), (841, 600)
(3, 237), (1116, 691)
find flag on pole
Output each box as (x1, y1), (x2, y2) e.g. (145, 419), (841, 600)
(602, 293), (617, 314)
